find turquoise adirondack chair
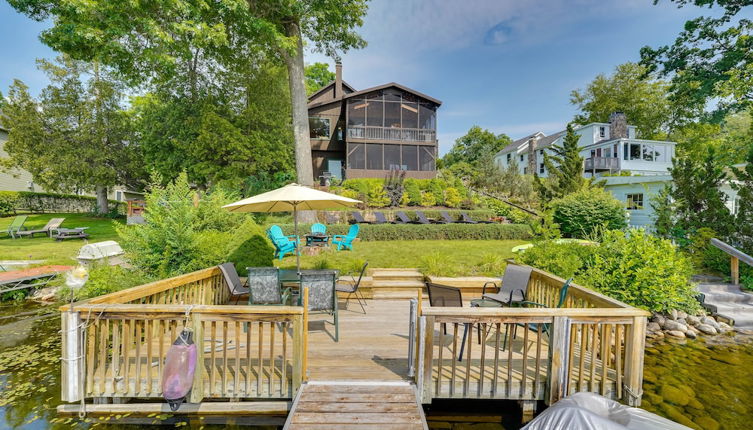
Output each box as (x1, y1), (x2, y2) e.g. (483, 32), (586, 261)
(311, 223), (327, 234)
(266, 225), (299, 260)
(332, 224), (359, 251)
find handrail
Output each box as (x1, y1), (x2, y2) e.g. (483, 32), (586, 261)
(421, 306), (649, 318)
(60, 303), (305, 314)
(711, 238), (753, 286)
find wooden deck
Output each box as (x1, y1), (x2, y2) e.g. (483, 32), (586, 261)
(283, 381), (427, 429)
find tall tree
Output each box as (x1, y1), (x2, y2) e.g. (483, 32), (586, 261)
(570, 62), (674, 138)
(305, 62), (336, 96)
(442, 126), (512, 168)
(640, 0), (753, 118)
(8, 0), (370, 186)
(535, 124), (587, 202)
(1, 57), (142, 213)
(731, 135), (753, 250)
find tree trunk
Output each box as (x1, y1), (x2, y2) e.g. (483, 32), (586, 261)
(95, 186), (109, 215)
(283, 21), (314, 187)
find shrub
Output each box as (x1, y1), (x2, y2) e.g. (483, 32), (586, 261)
(275, 222), (532, 241)
(8, 191), (125, 215)
(404, 180), (422, 206)
(419, 252), (459, 277)
(517, 240), (594, 279)
(428, 179), (445, 206)
(225, 219), (275, 276)
(421, 192), (437, 207)
(551, 188), (627, 238)
(57, 264), (154, 301)
(367, 182), (390, 207)
(445, 188), (461, 208)
(0, 191), (20, 216)
(339, 189), (360, 200)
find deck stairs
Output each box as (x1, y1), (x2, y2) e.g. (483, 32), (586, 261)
(697, 276), (753, 328)
(283, 381), (428, 430)
(369, 268), (426, 299)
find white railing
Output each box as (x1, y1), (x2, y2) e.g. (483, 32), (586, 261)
(585, 156), (620, 171)
(348, 126), (436, 142)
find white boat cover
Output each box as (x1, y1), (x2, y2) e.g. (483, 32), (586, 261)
(522, 392), (692, 430)
(77, 241), (125, 261)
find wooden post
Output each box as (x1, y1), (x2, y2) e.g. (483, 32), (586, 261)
(518, 400), (537, 423)
(292, 315), (303, 396)
(623, 316), (646, 406)
(407, 299), (418, 378)
(302, 287), (309, 382)
(422, 316), (434, 404)
(732, 256), (740, 286)
(546, 316), (570, 405)
(416, 316), (426, 403)
(61, 311), (83, 402)
(189, 313), (204, 403)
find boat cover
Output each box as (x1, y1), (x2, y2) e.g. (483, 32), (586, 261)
(522, 392), (692, 430)
(77, 241), (124, 261)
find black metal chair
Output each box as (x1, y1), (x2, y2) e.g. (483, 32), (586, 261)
(426, 283), (480, 361)
(218, 262), (249, 304)
(336, 262), (369, 313)
(482, 264), (533, 306)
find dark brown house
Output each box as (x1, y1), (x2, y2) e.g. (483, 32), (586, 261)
(307, 63), (442, 181)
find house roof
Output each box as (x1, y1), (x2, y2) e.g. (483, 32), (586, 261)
(307, 80), (356, 102)
(343, 82), (442, 106)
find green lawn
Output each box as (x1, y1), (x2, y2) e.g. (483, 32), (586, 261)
(274, 239), (529, 276)
(0, 213), (122, 265)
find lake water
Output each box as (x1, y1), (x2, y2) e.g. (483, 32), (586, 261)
(2, 301), (751, 429)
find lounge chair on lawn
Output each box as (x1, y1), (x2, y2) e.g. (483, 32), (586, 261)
(393, 211), (415, 224)
(332, 224), (359, 251)
(460, 212), (492, 224)
(414, 211), (433, 224)
(4, 215), (28, 239)
(301, 270), (339, 341)
(336, 262), (369, 313)
(17, 218), (65, 238)
(373, 212), (389, 224)
(350, 211), (372, 224)
(438, 211), (457, 224)
(325, 212), (339, 224)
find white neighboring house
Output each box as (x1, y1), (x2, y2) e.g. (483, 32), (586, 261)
(0, 121), (141, 202)
(494, 112), (738, 228)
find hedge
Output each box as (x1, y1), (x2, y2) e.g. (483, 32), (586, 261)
(0, 191), (126, 216)
(273, 223), (532, 241)
(319, 209), (496, 224)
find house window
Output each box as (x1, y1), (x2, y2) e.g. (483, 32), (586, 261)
(116, 191), (123, 201)
(599, 126), (606, 138)
(539, 149), (544, 156)
(309, 117), (330, 138)
(347, 143), (365, 169)
(506, 153), (511, 163)
(626, 193), (644, 210)
(628, 143), (641, 160)
(520, 154), (524, 162)
(523, 167), (528, 175)
(539, 163), (545, 174)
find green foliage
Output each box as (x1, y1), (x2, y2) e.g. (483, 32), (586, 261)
(225, 218), (275, 276)
(551, 188), (627, 238)
(419, 252), (460, 277)
(305, 62), (335, 95)
(650, 185), (674, 238)
(366, 182), (390, 208)
(518, 230), (701, 313)
(420, 192), (437, 207)
(0, 192), (20, 217)
(444, 188), (461, 208)
(531, 210), (562, 242)
(337, 177), (472, 208)
(536, 124), (587, 202)
(442, 126), (512, 168)
(404, 180), (422, 206)
(57, 264), (154, 301)
(571, 63), (672, 138)
(275, 222), (532, 241)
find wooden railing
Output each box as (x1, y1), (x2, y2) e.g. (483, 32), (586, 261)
(61, 268), (308, 403)
(348, 126), (436, 142)
(585, 157), (619, 172)
(414, 265), (649, 407)
(711, 238), (753, 286)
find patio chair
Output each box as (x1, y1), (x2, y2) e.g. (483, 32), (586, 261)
(332, 224), (359, 251)
(481, 264), (533, 306)
(4, 215), (28, 239)
(414, 211), (432, 224)
(504, 278), (573, 350)
(460, 212), (492, 224)
(438, 211), (457, 224)
(336, 262), (369, 313)
(349, 211), (372, 224)
(311, 223), (327, 234)
(373, 212), (389, 224)
(16, 217), (65, 238)
(218, 262), (250, 304)
(426, 283), (479, 361)
(246, 267), (291, 305)
(393, 211), (415, 224)
(266, 225), (299, 260)
(301, 270), (339, 341)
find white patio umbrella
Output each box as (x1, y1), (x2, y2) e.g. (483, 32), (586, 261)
(223, 183), (361, 272)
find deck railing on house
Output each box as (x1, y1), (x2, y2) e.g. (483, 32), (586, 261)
(584, 156), (620, 172)
(61, 267), (308, 403)
(347, 126), (436, 142)
(413, 265), (649, 407)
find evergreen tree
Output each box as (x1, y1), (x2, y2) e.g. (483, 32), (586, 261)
(535, 124), (586, 202)
(732, 145), (753, 250)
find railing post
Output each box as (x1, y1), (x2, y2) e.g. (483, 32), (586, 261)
(623, 316), (646, 406)
(416, 315), (434, 403)
(546, 316), (570, 405)
(292, 314), (303, 396)
(61, 311), (83, 402)
(189, 312), (204, 403)
(407, 298), (417, 378)
(732, 256), (740, 286)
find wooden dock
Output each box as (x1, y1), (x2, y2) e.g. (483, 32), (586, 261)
(283, 381), (428, 430)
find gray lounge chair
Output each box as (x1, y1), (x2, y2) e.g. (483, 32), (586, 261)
(414, 211), (433, 224)
(373, 212), (389, 224)
(218, 262), (250, 304)
(394, 211), (415, 224)
(336, 262), (368, 313)
(17, 217), (65, 238)
(438, 211), (456, 224)
(461, 212), (492, 224)
(4, 215), (28, 239)
(482, 264), (533, 305)
(247, 267), (291, 305)
(301, 270), (339, 341)
(350, 211), (372, 224)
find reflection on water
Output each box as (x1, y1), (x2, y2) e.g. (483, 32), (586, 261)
(3, 301), (752, 429)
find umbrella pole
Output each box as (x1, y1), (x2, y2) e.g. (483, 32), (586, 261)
(294, 206), (300, 275)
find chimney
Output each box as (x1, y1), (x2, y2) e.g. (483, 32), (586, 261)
(609, 112), (628, 139)
(335, 62), (343, 99)
(527, 136), (539, 175)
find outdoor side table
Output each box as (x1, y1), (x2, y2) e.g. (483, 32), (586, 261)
(305, 233), (329, 247)
(52, 227), (90, 241)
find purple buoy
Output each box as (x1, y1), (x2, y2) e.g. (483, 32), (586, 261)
(162, 328), (197, 411)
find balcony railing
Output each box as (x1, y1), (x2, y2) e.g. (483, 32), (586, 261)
(585, 156), (620, 171)
(348, 126), (436, 143)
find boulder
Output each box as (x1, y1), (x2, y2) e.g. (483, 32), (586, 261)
(659, 385), (690, 406)
(651, 315), (666, 327)
(686, 315), (701, 326)
(685, 330), (697, 339)
(666, 330), (686, 338)
(647, 322), (661, 332)
(669, 309), (679, 320)
(694, 416), (720, 430)
(718, 322), (732, 332)
(663, 320), (688, 332)
(696, 324), (717, 335)
(701, 316), (721, 330)
(677, 310), (688, 320)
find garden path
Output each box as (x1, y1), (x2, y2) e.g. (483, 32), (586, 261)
(697, 276), (753, 328)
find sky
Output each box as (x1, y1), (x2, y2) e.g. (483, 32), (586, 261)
(0, 0), (720, 155)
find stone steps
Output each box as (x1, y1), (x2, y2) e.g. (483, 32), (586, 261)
(697, 282), (753, 328)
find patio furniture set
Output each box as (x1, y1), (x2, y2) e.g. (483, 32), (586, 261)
(218, 261), (370, 342)
(266, 223), (360, 260)
(3, 215), (90, 240)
